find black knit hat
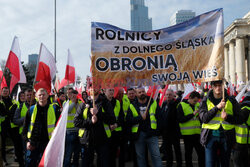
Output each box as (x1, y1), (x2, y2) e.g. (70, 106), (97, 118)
(211, 80), (223, 86)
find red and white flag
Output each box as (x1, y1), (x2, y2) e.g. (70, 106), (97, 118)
(34, 44), (57, 94)
(182, 83), (195, 100)
(5, 36), (26, 93)
(59, 49), (76, 90)
(39, 101), (69, 167)
(54, 75), (61, 91)
(236, 81), (250, 102)
(146, 85), (161, 100)
(227, 82), (236, 96)
(0, 67), (7, 91)
(159, 84), (169, 107)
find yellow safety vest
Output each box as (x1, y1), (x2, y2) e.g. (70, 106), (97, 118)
(122, 95), (130, 117)
(19, 103), (28, 134)
(27, 104), (56, 139)
(235, 106), (250, 144)
(0, 101), (5, 132)
(130, 100), (157, 133)
(10, 100), (19, 128)
(179, 102), (201, 135)
(0, 101), (6, 132)
(114, 100), (122, 131)
(67, 100), (81, 128)
(202, 99), (234, 130)
(78, 107), (111, 138)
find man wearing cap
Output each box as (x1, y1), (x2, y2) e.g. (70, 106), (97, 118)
(63, 89), (81, 167)
(126, 87), (162, 167)
(199, 80), (241, 167)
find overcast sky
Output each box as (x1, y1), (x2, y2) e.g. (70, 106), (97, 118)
(0, 0), (249, 81)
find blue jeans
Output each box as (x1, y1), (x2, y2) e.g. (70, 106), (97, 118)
(134, 132), (162, 167)
(25, 143), (47, 167)
(63, 131), (81, 167)
(205, 135), (231, 167)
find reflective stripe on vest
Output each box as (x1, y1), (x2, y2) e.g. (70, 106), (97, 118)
(0, 116), (5, 132)
(78, 108), (88, 137)
(130, 104), (139, 133)
(179, 102), (201, 135)
(78, 107), (111, 138)
(114, 100), (122, 131)
(202, 99), (234, 130)
(67, 100), (80, 128)
(122, 95), (130, 117)
(235, 106), (250, 144)
(130, 100), (157, 133)
(19, 103), (28, 134)
(101, 108), (111, 138)
(10, 100), (19, 128)
(27, 104), (56, 139)
(0, 101), (6, 132)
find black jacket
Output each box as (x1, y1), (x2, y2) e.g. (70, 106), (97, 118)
(126, 96), (161, 140)
(22, 102), (61, 147)
(1, 96), (14, 128)
(160, 98), (181, 138)
(13, 102), (32, 126)
(199, 90), (241, 146)
(238, 95), (250, 125)
(74, 94), (116, 146)
(0, 101), (7, 118)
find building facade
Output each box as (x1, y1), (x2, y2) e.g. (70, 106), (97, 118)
(130, 0), (152, 31)
(224, 12), (250, 86)
(28, 54), (38, 65)
(170, 10), (195, 26)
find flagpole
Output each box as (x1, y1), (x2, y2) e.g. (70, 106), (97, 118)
(29, 44), (42, 107)
(145, 83), (155, 114)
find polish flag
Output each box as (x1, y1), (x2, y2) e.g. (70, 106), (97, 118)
(54, 75), (60, 91)
(58, 50), (76, 90)
(39, 101), (69, 167)
(34, 44), (57, 94)
(182, 83), (196, 100)
(147, 85), (161, 100)
(0, 68), (7, 90)
(227, 82), (236, 96)
(5, 37), (26, 93)
(159, 84), (169, 107)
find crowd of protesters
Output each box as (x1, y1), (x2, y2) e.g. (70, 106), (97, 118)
(0, 79), (249, 167)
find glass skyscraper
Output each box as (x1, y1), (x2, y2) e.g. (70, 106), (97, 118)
(130, 0), (152, 31)
(170, 10), (196, 25)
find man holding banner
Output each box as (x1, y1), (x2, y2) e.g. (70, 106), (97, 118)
(199, 80), (241, 167)
(74, 87), (116, 167)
